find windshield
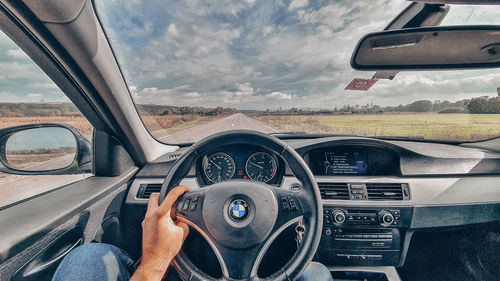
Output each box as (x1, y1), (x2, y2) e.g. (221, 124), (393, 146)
(96, 1), (500, 144)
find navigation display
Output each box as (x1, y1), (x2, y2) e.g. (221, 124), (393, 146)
(310, 151), (368, 175)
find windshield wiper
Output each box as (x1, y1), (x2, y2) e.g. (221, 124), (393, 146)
(271, 132), (361, 138)
(270, 131), (307, 136)
(372, 136), (425, 140)
(371, 136), (472, 145)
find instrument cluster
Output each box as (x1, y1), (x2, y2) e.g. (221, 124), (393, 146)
(198, 146), (283, 185)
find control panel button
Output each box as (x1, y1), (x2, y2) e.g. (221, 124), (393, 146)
(331, 209), (346, 224)
(378, 210), (395, 227)
(325, 228), (332, 236)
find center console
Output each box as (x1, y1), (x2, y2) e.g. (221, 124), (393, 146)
(319, 206), (413, 266)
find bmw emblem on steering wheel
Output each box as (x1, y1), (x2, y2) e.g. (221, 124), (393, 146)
(229, 199), (249, 221)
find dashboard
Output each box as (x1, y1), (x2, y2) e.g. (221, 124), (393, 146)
(127, 136), (500, 269)
(196, 142), (401, 186)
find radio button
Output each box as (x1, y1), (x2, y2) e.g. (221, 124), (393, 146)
(332, 209), (346, 224)
(325, 228), (332, 236)
(378, 210), (395, 227)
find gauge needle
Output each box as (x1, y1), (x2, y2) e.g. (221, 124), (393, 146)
(209, 159), (222, 169)
(250, 162), (263, 169)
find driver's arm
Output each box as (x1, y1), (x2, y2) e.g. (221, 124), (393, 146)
(131, 186), (190, 281)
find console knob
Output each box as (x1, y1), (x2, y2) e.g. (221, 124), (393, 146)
(378, 210), (394, 226)
(331, 209), (346, 224)
(325, 228), (332, 236)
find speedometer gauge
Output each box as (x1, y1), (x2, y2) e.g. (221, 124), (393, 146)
(203, 152), (236, 183)
(245, 152), (277, 182)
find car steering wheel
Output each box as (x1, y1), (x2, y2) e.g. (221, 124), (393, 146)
(159, 130), (323, 281)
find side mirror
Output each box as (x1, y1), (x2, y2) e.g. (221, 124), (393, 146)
(0, 123), (91, 175)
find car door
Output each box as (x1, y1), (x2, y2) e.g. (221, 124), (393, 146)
(0, 26), (137, 281)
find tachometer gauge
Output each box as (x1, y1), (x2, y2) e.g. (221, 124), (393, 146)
(203, 152), (236, 183)
(245, 152), (277, 182)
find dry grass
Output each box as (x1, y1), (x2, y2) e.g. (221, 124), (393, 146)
(253, 113), (500, 141)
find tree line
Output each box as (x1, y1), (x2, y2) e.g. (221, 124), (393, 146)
(1, 96), (499, 117)
(0, 103), (237, 117)
(261, 96), (500, 115)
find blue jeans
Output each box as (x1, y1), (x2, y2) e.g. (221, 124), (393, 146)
(52, 243), (332, 281)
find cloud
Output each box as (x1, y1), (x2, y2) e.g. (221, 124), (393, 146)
(289, 0), (308, 11)
(265, 91), (293, 100)
(28, 82), (59, 89)
(167, 24), (178, 37)
(130, 81), (303, 109)
(27, 93), (44, 99)
(0, 29), (69, 103)
(7, 49), (29, 59)
(62, 2), (500, 109)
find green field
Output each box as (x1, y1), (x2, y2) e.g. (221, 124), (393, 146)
(254, 114), (500, 141)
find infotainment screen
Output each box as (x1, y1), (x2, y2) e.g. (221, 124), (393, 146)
(310, 151), (368, 175)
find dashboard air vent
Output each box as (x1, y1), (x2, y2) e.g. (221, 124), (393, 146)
(163, 153), (182, 161)
(137, 183), (162, 199)
(366, 183), (409, 201)
(318, 183), (349, 200)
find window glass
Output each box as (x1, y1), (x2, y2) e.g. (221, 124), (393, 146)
(96, 1), (500, 144)
(0, 30), (93, 208)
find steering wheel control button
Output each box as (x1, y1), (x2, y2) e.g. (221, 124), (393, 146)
(229, 199), (249, 221)
(189, 203), (197, 211)
(182, 199), (191, 211)
(280, 194), (300, 212)
(288, 196), (299, 211)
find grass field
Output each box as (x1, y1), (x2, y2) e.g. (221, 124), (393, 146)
(253, 113), (500, 141)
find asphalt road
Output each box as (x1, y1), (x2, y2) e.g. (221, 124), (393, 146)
(15, 153), (76, 171)
(158, 113), (278, 143)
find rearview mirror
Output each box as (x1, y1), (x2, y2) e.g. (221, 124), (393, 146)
(0, 124), (91, 175)
(351, 26), (500, 70)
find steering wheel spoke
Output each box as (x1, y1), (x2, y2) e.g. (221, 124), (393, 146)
(273, 188), (305, 230)
(215, 242), (264, 280)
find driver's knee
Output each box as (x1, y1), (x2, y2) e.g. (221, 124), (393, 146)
(52, 243), (134, 281)
(297, 262), (333, 281)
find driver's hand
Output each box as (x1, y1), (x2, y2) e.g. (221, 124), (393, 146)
(131, 186), (190, 281)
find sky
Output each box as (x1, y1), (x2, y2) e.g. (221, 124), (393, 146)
(2, 1), (500, 110)
(0, 31), (68, 102)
